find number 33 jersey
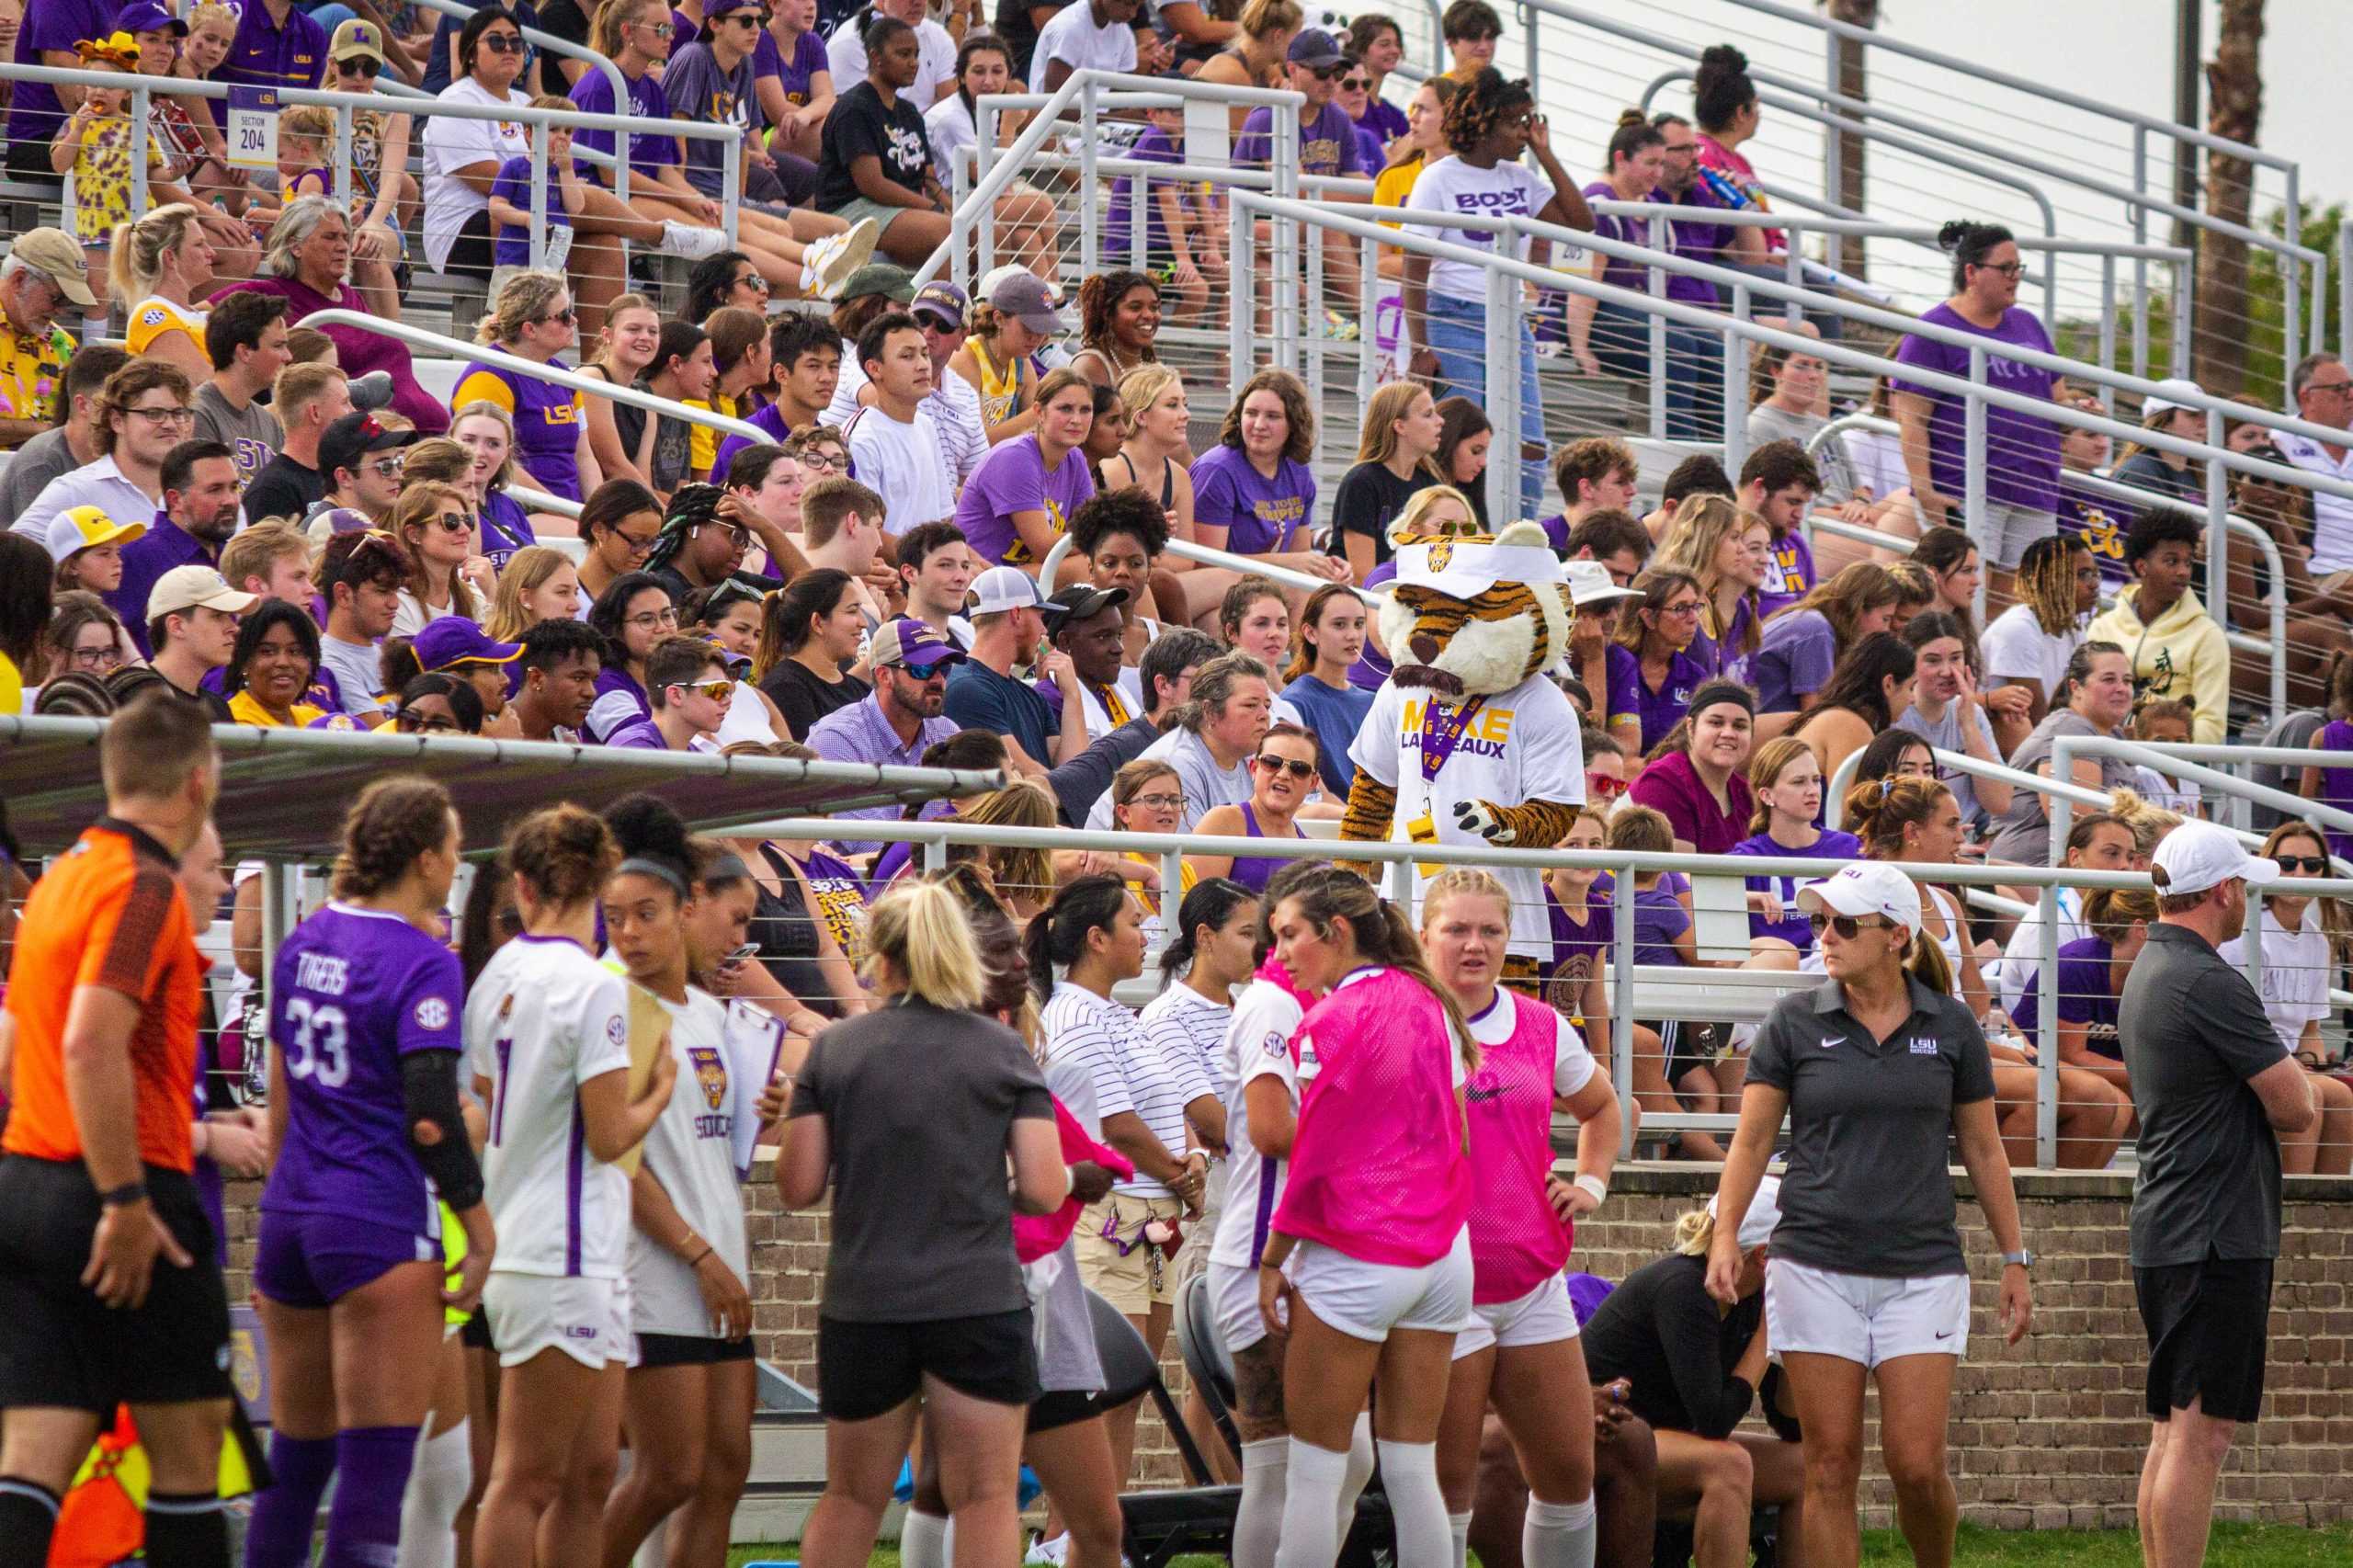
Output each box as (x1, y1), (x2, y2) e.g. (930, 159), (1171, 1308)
(263, 903), (467, 1234)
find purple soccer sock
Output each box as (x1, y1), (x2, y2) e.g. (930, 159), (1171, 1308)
(244, 1434), (335, 1568)
(321, 1426), (420, 1568)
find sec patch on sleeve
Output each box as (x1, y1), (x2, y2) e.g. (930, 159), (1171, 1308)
(415, 997), (451, 1031)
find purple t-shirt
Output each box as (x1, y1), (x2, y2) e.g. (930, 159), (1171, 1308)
(710, 403), (794, 489)
(1356, 97), (1408, 146)
(1190, 444), (1314, 555)
(1234, 101), (1372, 179)
(2313, 719), (2353, 865)
(952, 434), (1097, 567)
(1757, 528), (1815, 619)
(2010, 936), (2120, 1052)
(1727, 829), (1863, 951)
(1628, 748), (1755, 856)
(489, 158), (577, 269)
(1605, 642), (1709, 756)
(1347, 558), (1397, 691)
(569, 64), (683, 184)
(1753, 608), (1838, 714)
(1631, 885), (1691, 967)
(1544, 886), (1612, 1001)
(1891, 301), (2063, 512)
(1582, 180), (1651, 297)
(261, 904), (464, 1233)
(756, 27), (831, 105)
(1685, 594), (1758, 689)
(1105, 124), (1187, 260)
(2058, 476), (2132, 592)
(1645, 181), (1738, 307)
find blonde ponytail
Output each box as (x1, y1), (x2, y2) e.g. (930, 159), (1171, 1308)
(862, 881), (986, 1010)
(1672, 1207), (1716, 1256)
(1905, 927), (1953, 998)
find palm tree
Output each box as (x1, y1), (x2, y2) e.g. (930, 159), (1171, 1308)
(2194, 0), (2265, 395)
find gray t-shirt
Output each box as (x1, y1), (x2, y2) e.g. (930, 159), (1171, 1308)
(663, 41), (762, 200)
(1983, 710), (2139, 866)
(318, 634), (385, 719)
(2117, 922), (2290, 1266)
(788, 997), (1052, 1323)
(0, 426), (79, 533)
(1744, 975), (1997, 1278)
(1893, 699), (1999, 829)
(194, 382), (284, 489)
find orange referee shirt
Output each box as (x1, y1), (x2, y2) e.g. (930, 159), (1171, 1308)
(2, 820), (200, 1173)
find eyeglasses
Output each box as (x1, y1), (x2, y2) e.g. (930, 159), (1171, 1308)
(1127, 791), (1183, 811)
(1807, 912), (1898, 939)
(695, 523), (752, 547)
(337, 56), (381, 77)
(624, 608), (682, 631)
(1584, 771), (1626, 800)
(1253, 755), (1316, 778)
(897, 658), (953, 680)
(2307, 381), (2353, 399)
(480, 32), (524, 52)
(432, 513), (473, 534)
(1972, 261), (2026, 278)
(1658, 598), (1703, 619)
(617, 531), (660, 555)
(2277, 855), (2329, 873)
(799, 450), (843, 472)
(671, 678), (733, 701)
(128, 404), (196, 426)
(71, 645), (125, 671)
(397, 708), (462, 733)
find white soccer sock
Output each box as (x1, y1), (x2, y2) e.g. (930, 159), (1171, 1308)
(1233, 1437), (1290, 1568)
(1337, 1414), (1376, 1544)
(1271, 1438), (1348, 1568)
(1523, 1495), (1597, 1568)
(1376, 1439), (1449, 1568)
(901, 1509), (950, 1568)
(1448, 1509), (1474, 1568)
(393, 1419), (471, 1568)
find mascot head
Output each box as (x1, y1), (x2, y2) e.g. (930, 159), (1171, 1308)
(1380, 518), (1574, 699)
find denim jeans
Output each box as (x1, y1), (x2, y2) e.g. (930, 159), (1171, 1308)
(1422, 290), (1546, 519)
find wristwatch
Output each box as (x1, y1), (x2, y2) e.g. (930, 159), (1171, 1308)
(2002, 1248), (2036, 1270)
(97, 1181), (149, 1210)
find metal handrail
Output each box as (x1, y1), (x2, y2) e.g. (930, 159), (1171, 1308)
(1032, 529), (1389, 603)
(301, 312), (768, 443)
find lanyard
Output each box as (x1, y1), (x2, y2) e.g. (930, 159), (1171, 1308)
(1417, 696), (1485, 784)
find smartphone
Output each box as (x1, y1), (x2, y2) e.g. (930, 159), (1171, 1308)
(723, 942), (760, 966)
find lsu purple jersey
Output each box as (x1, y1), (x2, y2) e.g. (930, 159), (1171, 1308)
(261, 903), (465, 1233)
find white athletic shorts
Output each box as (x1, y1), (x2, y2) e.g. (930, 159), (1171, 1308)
(1451, 1272), (1581, 1360)
(1290, 1226), (1474, 1344)
(1207, 1258), (1277, 1356)
(483, 1272), (633, 1370)
(1976, 502), (2059, 571)
(1764, 1256), (1968, 1369)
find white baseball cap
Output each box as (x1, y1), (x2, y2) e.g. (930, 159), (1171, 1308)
(965, 564), (1048, 618)
(1564, 559), (1640, 610)
(2139, 377), (2209, 420)
(1797, 860), (1924, 937)
(2149, 820), (2279, 899)
(1708, 1173), (1782, 1253)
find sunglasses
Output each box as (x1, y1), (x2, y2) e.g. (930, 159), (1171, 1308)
(1807, 912), (1899, 939)
(2277, 855), (2329, 873)
(1338, 76), (1370, 90)
(1307, 62), (1346, 80)
(897, 658), (953, 680)
(480, 32), (525, 52)
(430, 513), (472, 534)
(337, 56), (381, 77)
(1253, 755), (1316, 778)
(1584, 771), (1626, 800)
(397, 709), (461, 732)
(671, 679), (733, 701)
(631, 17), (676, 34)
(733, 272), (770, 292)
(536, 306), (578, 326)
(367, 456), (405, 478)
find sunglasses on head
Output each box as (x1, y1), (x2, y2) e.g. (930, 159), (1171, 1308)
(1807, 911), (1898, 939)
(1254, 754), (1316, 778)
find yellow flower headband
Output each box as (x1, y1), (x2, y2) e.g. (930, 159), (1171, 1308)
(74, 32), (143, 70)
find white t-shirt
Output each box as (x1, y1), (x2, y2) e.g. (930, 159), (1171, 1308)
(392, 588), (481, 640)
(1994, 885), (2088, 1020)
(1840, 426), (1909, 503)
(318, 634), (386, 720)
(827, 16), (957, 109)
(422, 78), (533, 271)
(627, 987), (752, 1338)
(1405, 154), (1550, 302)
(2272, 432), (2353, 576)
(1140, 982), (1231, 1216)
(1034, 2), (1138, 76)
(1980, 601), (2086, 702)
(1209, 975), (1306, 1270)
(466, 936), (633, 1279)
(1042, 980), (1210, 1199)
(924, 93), (976, 181)
(1073, 666), (1147, 742)
(1348, 669), (1585, 960)
(846, 402), (958, 537)
(2219, 907), (2336, 1056)
(830, 353), (985, 484)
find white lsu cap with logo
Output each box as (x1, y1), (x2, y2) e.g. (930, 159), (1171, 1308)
(2148, 820), (2280, 899)
(1797, 860), (1924, 937)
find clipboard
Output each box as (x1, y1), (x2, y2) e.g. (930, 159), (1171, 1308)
(721, 1000), (789, 1180)
(616, 982), (672, 1176)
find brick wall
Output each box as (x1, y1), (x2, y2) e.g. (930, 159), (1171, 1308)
(219, 1165), (2353, 1530)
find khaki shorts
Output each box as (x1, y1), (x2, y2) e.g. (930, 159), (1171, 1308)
(1074, 1193), (1187, 1315)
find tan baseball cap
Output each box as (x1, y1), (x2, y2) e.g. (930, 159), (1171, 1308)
(9, 229), (97, 308)
(330, 17), (385, 62)
(149, 565), (260, 621)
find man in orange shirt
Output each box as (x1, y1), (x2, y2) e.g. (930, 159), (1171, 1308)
(0, 692), (233, 1568)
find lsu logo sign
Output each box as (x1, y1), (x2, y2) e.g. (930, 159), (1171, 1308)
(689, 1046), (728, 1111)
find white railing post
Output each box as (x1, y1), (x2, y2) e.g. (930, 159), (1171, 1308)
(131, 82), (150, 223)
(1964, 346), (1988, 619)
(1358, 232), (1381, 415)
(2034, 881), (2060, 1169)
(2206, 408), (2231, 619)
(529, 111), (549, 269)
(1484, 262), (1518, 527)
(1229, 192), (1253, 400)
(2098, 252), (2119, 392)
(1722, 283), (1751, 480)
(1645, 213), (1668, 440)
(1079, 80), (1099, 278)
(1610, 867), (1636, 1162)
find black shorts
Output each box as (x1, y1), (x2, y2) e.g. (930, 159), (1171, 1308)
(637, 1333), (756, 1369)
(2136, 1256), (2274, 1425)
(3, 140), (63, 185)
(1027, 1387), (1102, 1434)
(0, 1156), (233, 1415)
(816, 1309), (1039, 1423)
(444, 207), (495, 282)
(460, 1305), (496, 1354)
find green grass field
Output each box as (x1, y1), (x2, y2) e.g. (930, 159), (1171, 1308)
(726, 1521), (2353, 1567)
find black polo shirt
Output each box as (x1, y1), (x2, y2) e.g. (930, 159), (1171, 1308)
(1745, 974), (1995, 1278)
(2116, 921), (2290, 1267)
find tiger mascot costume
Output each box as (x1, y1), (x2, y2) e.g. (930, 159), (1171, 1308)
(1341, 516), (1590, 981)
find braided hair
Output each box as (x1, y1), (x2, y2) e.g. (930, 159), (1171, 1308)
(643, 483), (726, 576)
(1440, 66), (1534, 156)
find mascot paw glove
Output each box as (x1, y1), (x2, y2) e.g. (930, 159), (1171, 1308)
(1453, 799), (1514, 845)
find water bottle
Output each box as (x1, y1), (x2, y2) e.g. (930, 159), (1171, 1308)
(1697, 165), (1753, 210)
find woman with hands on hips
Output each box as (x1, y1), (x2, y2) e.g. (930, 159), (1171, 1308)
(1706, 859), (2032, 1568)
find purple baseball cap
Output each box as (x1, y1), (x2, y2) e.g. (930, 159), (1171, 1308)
(870, 618), (965, 670)
(415, 617), (523, 672)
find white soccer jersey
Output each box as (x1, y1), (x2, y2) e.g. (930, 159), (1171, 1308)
(1042, 980), (1211, 1199)
(466, 936), (634, 1279)
(629, 988), (752, 1339)
(1210, 977), (1308, 1271)
(1349, 670), (1585, 962)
